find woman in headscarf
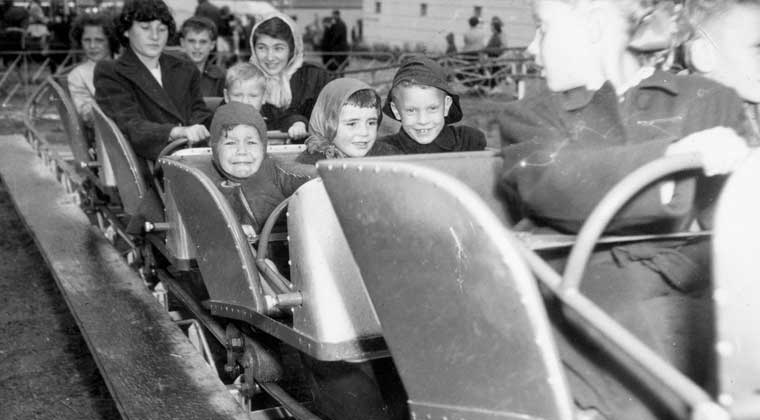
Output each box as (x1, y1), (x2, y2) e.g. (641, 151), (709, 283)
(249, 12), (333, 142)
(295, 78), (399, 165)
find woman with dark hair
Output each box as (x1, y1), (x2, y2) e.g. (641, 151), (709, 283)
(249, 12), (332, 142)
(94, 0), (211, 161)
(67, 12), (118, 124)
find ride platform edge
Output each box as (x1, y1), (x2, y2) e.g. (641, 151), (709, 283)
(0, 134), (250, 420)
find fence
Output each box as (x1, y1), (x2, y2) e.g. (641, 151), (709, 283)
(1, 47), (538, 109)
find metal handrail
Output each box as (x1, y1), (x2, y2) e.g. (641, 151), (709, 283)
(561, 154), (704, 293)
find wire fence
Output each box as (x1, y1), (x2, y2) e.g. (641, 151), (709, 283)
(0, 47), (539, 109)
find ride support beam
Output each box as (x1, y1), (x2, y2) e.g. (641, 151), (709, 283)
(0, 134), (249, 420)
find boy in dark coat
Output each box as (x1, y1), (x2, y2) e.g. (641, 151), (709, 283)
(179, 16), (225, 98)
(379, 56), (486, 154)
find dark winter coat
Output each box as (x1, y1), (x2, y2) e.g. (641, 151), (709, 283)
(498, 70), (748, 420)
(379, 125), (486, 154)
(204, 157), (313, 232)
(261, 63), (333, 133)
(295, 140), (400, 165)
(499, 69), (747, 234)
(199, 61), (226, 98)
(94, 47), (212, 161)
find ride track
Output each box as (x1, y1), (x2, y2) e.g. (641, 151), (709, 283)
(3, 73), (759, 420)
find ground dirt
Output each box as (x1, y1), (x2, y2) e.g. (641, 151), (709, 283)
(0, 98), (121, 419)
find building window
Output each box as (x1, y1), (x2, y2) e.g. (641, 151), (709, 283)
(420, 3), (427, 16)
(473, 6), (482, 17)
(375, 1), (382, 13)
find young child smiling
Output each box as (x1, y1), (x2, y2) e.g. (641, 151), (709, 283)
(379, 56), (486, 154)
(296, 78), (399, 164)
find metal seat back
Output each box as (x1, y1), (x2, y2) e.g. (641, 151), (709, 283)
(713, 149), (760, 417)
(319, 159), (573, 420)
(91, 104), (151, 216)
(287, 179), (386, 360)
(46, 77), (91, 166)
(160, 155), (265, 314)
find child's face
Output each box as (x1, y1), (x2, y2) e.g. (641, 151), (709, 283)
(254, 34), (290, 76)
(82, 25), (110, 62)
(701, 4), (760, 103)
(224, 79), (265, 110)
(333, 104), (379, 157)
(528, 0), (600, 92)
(126, 20), (169, 61)
(218, 124), (265, 178)
(390, 85), (452, 144)
(180, 29), (214, 67)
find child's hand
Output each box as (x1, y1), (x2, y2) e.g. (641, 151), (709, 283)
(288, 122), (308, 140)
(170, 124), (210, 144)
(666, 127), (750, 176)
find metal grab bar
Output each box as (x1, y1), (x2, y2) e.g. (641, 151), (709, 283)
(562, 154), (704, 293)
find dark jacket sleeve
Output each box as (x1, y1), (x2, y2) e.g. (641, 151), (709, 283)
(499, 97), (686, 233)
(94, 60), (176, 160)
(187, 67), (213, 128)
(274, 160), (317, 196)
(454, 125), (487, 151)
(268, 64), (333, 131)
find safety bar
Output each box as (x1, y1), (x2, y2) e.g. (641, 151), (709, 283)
(562, 154), (704, 293)
(517, 243), (725, 420)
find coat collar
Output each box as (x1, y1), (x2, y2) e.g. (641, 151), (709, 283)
(558, 68), (680, 112)
(204, 62), (225, 79)
(115, 47), (186, 121)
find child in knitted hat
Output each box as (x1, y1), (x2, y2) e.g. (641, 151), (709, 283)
(296, 78), (399, 164)
(209, 102), (313, 233)
(378, 55), (486, 154)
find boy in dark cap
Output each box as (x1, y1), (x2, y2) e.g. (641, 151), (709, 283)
(379, 55), (486, 154)
(208, 102), (313, 233)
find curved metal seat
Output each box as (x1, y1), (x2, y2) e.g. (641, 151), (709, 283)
(713, 149), (760, 418)
(46, 77), (117, 187)
(160, 155), (266, 315)
(45, 77), (90, 166)
(92, 104), (159, 217)
(319, 159), (573, 420)
(160, 155), (387, 362)
(287, 179), (387, 361)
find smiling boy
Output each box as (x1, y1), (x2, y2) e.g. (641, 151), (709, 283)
(378, 56), (486, 154)
(179, 16), (225, 97)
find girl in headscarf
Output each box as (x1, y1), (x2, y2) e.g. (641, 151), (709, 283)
(249, 12), (332, 142)
(295, 78), (399, 164)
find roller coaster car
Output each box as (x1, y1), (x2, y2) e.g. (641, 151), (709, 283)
(158, 150), (410, 419)
(318, 151), (760, 420)
(25, 77), (118, 202)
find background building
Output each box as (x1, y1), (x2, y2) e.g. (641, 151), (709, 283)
(361, 0), (533, 53)
(278, 0), (363, 47)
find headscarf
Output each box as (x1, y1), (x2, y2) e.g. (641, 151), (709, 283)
(305, 78), (378, 159)
(249, 12), (304, 109)
(209, 102), (268, 181)
(382, 55), (463, 124)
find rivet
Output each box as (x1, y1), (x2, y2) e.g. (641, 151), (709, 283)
(716, 341), (733, 357)
(718, 394), (733, 406)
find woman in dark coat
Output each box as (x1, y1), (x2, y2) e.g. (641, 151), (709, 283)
(249, 12), (332, 142)
(94, 0), (212, 161)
